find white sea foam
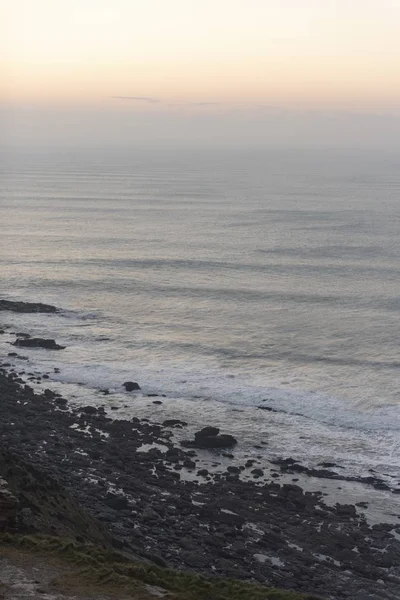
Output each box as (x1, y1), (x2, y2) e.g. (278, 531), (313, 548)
(3, 330), (398, 490)
(3, 362), (400, 526)
(2, 308), (399, 434)
(46, 357), (400, 433)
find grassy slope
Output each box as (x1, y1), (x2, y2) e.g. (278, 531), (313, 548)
(0, 534), (322, 600)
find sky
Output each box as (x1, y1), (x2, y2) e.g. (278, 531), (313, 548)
(1, 0), (400, 148)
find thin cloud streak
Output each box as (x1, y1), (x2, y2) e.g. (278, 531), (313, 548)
(109, 97), (400, 118)
(190, 101), (222, 106)
(111, 96), (160, 103)
(111, 98), (277, 109)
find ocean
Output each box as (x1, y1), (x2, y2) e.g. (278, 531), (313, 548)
(1, 145), (399, 498)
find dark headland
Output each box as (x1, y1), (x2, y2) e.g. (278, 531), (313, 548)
(1, 300), (400, 600)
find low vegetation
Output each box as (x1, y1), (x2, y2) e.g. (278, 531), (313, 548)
(0, 534), (322, 600)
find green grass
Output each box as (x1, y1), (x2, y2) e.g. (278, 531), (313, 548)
(0, 534), (322, 600)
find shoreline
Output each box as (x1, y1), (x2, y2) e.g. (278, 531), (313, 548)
(1, 301), (400, 598)
(1, 296), (399, 494)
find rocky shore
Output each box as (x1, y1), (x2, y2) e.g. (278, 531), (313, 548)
(1, 301), (400, 599)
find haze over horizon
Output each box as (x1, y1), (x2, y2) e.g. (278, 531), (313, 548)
(2, 0), (400, 149)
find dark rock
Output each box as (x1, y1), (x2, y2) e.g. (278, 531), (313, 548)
(163, 419), (188, 428)
(307, 468), (338, 478)
(373, 482), (390, 490)
(13, 338), (65, 350)
(227, 466), (240, 474)
(251, 468), (264, 477)
(165, 452), (182, 465)
(0, 299), (58, 313)
(197, 469), (209, 476)
(195, 426), (220, 438)
(181, 551), (209, 568)
(141, 507), (160, 523)
(123, 381), (141, 392)
(183, 459), (196, 469)
(55, 398), (68, 407)
(180, 536), (198, 551)
(182, 427), (238, 449)
(105, 493), (129, 510)
(183, 434), (237, 449)
(335, 503), (357, 517)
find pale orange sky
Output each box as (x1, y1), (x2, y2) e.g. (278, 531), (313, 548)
(1, 0), (400, 111)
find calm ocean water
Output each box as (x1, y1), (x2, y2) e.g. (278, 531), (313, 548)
(1, 146), (399, 489)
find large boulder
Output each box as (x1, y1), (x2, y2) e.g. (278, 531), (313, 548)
(13, 338), (65, 350)
(81, 406), (97, 415)
(123, 381), (141, 392)
(195, 426), (220, 438)
(182, 426), (237, 449)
